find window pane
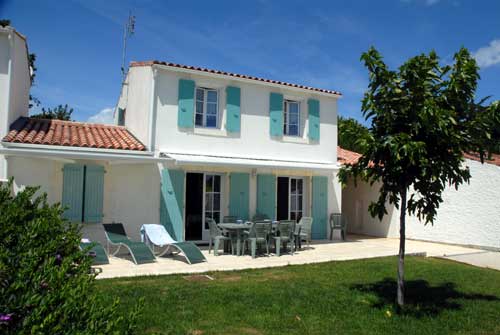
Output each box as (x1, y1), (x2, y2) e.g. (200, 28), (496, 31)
(298, 196), (303, 210)
(195, 113), (203, 126)
(213, 194), (220, 210)
(288, 125), (298, 136)
(213, 212), (220, 224)
(296, 212), (302, 222)
(291, 179), (296, 193)
(289, 112), (299, 125)
(205, 194), (213, 210)
(297, 179), (303, 193)
(206, 115), (217, 128)
(289, 102), (299, 114)
(205, 175), (213, 192)
(291, 195), (297, 211)
(207, 90), (217, 103)
(207, 103), (217, 115)
(214, 175), (221, 192)
(291, 212), (296, 221)
(196, 101), (204, 113)
(196, 88), (204, 101)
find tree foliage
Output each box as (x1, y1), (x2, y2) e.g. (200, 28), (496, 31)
(0, 19), (10, 27)
(339, 46), (500, 307)
(338, 116), (370, 154)
(31, 104), (74, 121)
(0, 180), (142, 334)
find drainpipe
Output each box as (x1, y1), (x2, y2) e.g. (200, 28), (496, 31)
(148, 67), (158, 153)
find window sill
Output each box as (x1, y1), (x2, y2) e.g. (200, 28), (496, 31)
(193, 127), (228, 137)
(281, 135), (309, 144)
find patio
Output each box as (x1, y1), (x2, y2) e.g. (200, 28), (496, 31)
(95, 235), (488, 279)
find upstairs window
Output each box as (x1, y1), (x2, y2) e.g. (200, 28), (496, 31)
(284, 100), (300, 136)
(195, 87), (218, 128)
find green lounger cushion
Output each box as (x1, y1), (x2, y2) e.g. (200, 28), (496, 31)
(174, 241), (206, 264)
(80, 241), (109, 265)
(103, 223), (156, 265)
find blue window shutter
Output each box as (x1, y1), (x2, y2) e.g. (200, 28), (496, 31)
(226, 86), (241, 133)
(160, 169), (185, 241)
(178, 79), (195, 128)
(269, 93), (283, 137)
(256, 174), (276, 220)
(62, 164), (84, 222)
(308, 99), (320, 141)
(229, 173), (249, 220)
(312, 176), (328, 239)
(83, 165), (105, 223)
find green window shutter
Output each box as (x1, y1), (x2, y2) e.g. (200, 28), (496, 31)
(83, 165), (105, 223)
(312, 176), (328, 239)
(117, 108), (125, 126)
(229, 173), (249, 220)
(178, 79), (195, 128)
(256, 174), (276, 220)
(226, 86), (241, 133)
(308, 99), (320, 141)
(160, 169), (185, 241)
(62, 164), (84, 222)
(269, 92), (283, 137)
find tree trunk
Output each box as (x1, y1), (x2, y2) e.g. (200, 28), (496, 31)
(397, 188), (407, 308)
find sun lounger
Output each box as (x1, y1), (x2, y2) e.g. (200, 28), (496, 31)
(80, 239), (109, 265)
(102, 223), (156, 265)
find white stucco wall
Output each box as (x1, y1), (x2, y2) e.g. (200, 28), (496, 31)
(151, 68), (338, 164)
(343, 159), (500, 249)
(0, 28), (30, 180)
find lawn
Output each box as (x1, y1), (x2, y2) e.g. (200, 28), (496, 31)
(97, 256), (500, 335)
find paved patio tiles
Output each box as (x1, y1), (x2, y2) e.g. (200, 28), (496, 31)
(95, 235), (489, 279)
(442, 251), (500, 271)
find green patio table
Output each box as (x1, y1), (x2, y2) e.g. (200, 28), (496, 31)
(218, 223), (251, 256)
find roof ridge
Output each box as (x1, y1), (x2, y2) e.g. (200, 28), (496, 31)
(130, 60), (342, 96)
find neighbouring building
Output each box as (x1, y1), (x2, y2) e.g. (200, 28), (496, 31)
(0, 31), (342, 244)
(340, 147), (500, 250)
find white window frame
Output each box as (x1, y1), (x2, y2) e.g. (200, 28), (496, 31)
(195, 87), (219, 128)
(289, 177), (304, 222)
(203, 174), (222, 230)
(284, 100), (300, 136)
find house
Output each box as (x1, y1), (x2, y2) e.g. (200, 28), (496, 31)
(0, 31), (342, 244)
(340, 147), (500, 250)
(0, 25), (30, 184)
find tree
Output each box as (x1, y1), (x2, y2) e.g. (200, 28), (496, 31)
(28, 53), (40, 109)
(339, 47), (500, 309)
(0, 19), (10, 27)
(31, 104), (74, 121)
(338, 116), (370, 154)
(0, 180), (142, 334)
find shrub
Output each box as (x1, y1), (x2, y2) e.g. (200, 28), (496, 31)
(0, 180), (142, 334)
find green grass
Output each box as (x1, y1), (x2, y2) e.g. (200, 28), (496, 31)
(97, 257), (500, 335)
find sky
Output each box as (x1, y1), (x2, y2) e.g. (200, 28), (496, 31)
(1, 0), (499, 125)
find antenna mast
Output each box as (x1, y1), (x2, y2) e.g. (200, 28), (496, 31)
(121, 11), (136, 82)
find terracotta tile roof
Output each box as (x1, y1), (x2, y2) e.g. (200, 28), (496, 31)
(2, 117), (146, 151)
(463, 152), (500, 167)
(337, 146), (362, 165)
(130, 60), (342, 96)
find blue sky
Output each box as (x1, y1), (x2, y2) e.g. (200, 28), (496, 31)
(2, 0), (499, 125)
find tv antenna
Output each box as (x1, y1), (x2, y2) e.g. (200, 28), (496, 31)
(121, 11), (136, 82)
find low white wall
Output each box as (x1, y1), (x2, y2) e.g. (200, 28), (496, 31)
(343, 159), (500, 249)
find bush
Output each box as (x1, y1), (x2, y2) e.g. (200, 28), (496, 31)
(0, 180), (142, 334)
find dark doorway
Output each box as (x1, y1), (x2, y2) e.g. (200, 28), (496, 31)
(185, 173), (204, 241)
(277, 177), (289, 221)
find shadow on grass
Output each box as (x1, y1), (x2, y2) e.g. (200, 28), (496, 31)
(351, 278), (500, 317)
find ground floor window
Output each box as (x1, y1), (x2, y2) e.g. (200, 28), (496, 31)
(277, 176), (304, 222)
(204, 174), (221, 228)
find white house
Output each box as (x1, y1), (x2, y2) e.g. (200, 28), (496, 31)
(0, 34), (343, 244)
(341, 147), (500, 250)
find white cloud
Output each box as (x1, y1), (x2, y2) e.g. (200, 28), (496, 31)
(87, 107), (115, 124)
(474, 39), (500, 68)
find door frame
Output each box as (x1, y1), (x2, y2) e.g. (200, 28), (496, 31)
(183, 170), (225, 242)
(276, 175), (305, 221)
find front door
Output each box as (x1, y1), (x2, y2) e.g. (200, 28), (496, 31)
(185, 172), (222, 242)
(276, 176), (304, 222)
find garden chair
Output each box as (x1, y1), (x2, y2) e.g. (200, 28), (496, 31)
(329, 213), (347, 241)
(207, 218), (232, 256)
(102, 223), (156, 264)
(297, 217), (313, 249)
(273, 220), (295, 256)
(244, 222), (271, 258)
(140, 224), (206, 264)
(80, 239), (109, 265)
